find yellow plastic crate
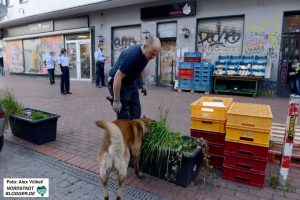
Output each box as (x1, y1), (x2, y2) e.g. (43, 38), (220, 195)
(225, 125), (270, 147)
(190, 117), (226, 133)
(227, 102), (273, 131)
(190, 96), (233, 121)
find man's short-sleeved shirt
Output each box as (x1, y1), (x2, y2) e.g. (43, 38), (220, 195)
(109, 45), (148, 85)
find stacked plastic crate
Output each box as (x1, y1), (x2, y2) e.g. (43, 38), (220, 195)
(177, 52), (213, 92)
(190, 96), (233, 168)
(177, 61), (194, 90)
(223, 103), (273, 188)
(193, 62), (214, 92)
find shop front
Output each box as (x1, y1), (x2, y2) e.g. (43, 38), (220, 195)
(3, 16), (93, 81)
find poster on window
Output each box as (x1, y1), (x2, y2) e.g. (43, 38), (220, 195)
(23, 39), (42, 73)
(5, 40), (24, 73)
(197, 17), (244, 62)
(41, 35), (64, 74)
(112, 26), (141, 65)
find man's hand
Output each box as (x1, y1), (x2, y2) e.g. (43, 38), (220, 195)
(141, 82), (147, 96)
(112, 100), (122, 113)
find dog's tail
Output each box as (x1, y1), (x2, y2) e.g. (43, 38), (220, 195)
(95, 120), (125, 157)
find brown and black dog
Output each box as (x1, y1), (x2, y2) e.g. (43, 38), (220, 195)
(95, 117), (152, 200)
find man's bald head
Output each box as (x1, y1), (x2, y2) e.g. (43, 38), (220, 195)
(142, 36), (161, 61)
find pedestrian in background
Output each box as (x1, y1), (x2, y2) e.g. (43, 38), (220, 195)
(108, 36), (161, 119)
(58, 48), (72, 95)
(44, 51), (56, 85)
(94, 44), (106, 88)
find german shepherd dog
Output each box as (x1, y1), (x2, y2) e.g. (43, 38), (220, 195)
(95, 117), (152, 200)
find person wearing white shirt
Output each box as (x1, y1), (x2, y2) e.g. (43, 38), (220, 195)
(44, 51), (56, 85)
(57, 48), (72, 95)
(94, 44), (106, 87)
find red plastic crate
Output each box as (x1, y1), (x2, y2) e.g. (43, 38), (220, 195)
(178, 69), (194, 79)
(210, 154), (224, 169)
(224, 141), (268, 160)
(184, 57), (201, 62)
(223, 152), (267, 173)
(222, 165), (266, 188)
(208, 143), (224, 156)
(191, 129), (225, 145)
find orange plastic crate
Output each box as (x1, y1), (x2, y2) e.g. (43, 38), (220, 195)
(227, 102), (273, 131)
(191, 117), (226, 133)
(190, 96), (233, 121)
(225, 125), (270, 147)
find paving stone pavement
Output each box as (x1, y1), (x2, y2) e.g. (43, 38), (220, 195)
(0, 141), (164, 200)
(1, 76), (300, 199)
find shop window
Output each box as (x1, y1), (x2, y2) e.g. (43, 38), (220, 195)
(40, 35), (64, 74)
(23, 35), (63, 74)
(157, 22), (177, 38)
(283, 14), (300, 33)
(5, 40), (24, 72)
(197, 16), (244, 62)
(23, 39), (42, 73)
(112, 25), (141, 65)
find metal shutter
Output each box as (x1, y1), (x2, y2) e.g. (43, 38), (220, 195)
(197, 16), (244, 62)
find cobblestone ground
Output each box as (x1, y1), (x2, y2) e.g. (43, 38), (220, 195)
(0, 141), (163, 200)
(1, 76), (300, 199)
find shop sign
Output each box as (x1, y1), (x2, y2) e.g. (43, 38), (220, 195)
(28, 21), (53, 34)
(141, 1), (196, 20)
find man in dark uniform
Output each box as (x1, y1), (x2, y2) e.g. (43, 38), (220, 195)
(108, 36), (161, 119)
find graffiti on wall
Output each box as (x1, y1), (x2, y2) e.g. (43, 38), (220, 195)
(244, 18), (281, 81)
(112, 26), (141, 65)
(197, 18), (244, 62)
(113, 37), (138, 52)
(244, 31), (279, 56)
(145, 60), (156, 84)
(5, 40), (24, 73)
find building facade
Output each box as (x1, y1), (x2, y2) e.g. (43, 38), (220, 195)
(0, 0), (300, 96)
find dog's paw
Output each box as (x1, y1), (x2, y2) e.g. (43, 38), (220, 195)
(104, 196), (109, 200)
(116, 196), (121, 200)
(135, 171), (146, 179)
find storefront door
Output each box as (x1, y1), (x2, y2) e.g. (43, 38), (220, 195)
(159, 39), (176, 86)
(66, 40), (91, 81)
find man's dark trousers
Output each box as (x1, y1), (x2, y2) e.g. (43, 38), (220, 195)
(96, 61), (105, 86)
(108, 83), (141, 120)
(48, 69), (55, 84)
(60, 66), (70, 94)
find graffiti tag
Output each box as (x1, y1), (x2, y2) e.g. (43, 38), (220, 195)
(198, 24), (241, 46)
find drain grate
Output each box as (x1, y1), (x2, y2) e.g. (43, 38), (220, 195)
(5, 141), (165, 200)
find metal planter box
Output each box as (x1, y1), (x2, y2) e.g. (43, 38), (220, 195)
(9, 108), (60, 145)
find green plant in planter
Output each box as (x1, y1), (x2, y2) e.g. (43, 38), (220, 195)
(0, 89), (24, 126)
(141, 106), (211, 183)
(29, 111), (49, 120)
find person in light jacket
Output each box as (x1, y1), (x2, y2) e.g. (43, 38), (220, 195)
(58, 48), (72, 95)
(44, 51), (56, 85)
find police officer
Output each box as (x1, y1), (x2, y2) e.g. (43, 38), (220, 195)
(94, 44), (106, 88)
(108, 36), (161, 119)
(58, 48), (72, 95)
